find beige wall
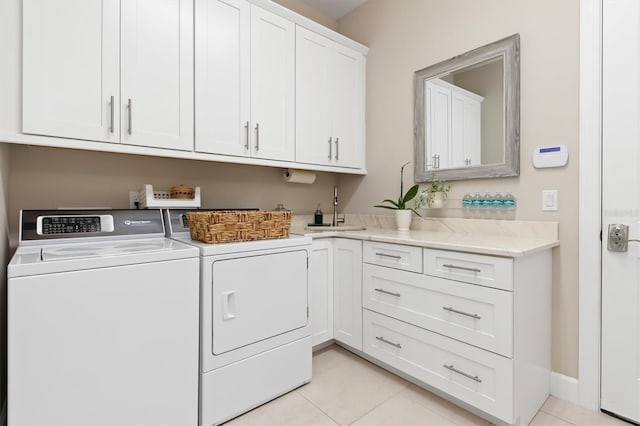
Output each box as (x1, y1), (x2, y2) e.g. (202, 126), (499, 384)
(336, 0), (580, 378)
(7, 145), (338, 241)
(273, 0), (338, 30)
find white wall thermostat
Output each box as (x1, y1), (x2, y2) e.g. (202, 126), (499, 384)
(533, 145), (568, 168)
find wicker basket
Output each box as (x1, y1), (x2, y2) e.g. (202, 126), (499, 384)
(170, 185), (195, 199)
(186, 210), (291, 244)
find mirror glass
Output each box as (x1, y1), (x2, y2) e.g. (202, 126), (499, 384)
(414, 34), (520, 182)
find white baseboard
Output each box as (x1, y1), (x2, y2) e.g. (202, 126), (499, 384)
(550, 371), (579, 405)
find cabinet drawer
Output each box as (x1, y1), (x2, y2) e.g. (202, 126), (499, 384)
(363, 309), (514, 423)
(363, 264), (513, 357)
(423, 249), (513, 291)
(363, 241), (422, 273)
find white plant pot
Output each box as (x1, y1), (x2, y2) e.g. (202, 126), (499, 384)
(429, 191), (447, 209)
(395, 209), (412, 231)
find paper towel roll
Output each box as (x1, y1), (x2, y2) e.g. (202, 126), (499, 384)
(283, 168), (316, 184)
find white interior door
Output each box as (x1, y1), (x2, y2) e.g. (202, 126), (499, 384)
(601, 0), (640, 422)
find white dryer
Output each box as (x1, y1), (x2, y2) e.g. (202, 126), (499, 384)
(8, 209), (200, 426)
(164, 209), (312, 425)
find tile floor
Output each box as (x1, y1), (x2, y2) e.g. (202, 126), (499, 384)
(226, 344), (630, 426)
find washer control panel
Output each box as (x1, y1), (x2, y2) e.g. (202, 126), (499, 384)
(40, 216), (102, 234)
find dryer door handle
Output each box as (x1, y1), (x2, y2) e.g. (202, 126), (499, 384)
(222, 291), (236, 320)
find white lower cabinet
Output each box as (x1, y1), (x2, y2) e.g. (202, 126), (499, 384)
(313, 238), (551, 425)
(361, 241), (551, 426)
(310, 240), (334, 346)
(333, 238), (363, 351)
(363, 309), (514, 421)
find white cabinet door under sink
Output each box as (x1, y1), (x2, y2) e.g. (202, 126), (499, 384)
(250, 5), (295, 161)
(195, 0), (250, 157)
(333, 238), (363, 350)
(120, 0), (194, 151)
(22, 0), (120, 143)
(310, 240), (334, 346)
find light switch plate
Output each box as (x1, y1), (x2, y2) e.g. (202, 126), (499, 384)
(542, 190), (558, 211)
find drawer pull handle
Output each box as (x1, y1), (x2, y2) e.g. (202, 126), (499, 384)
(375, 252), (402, 260)
(442, 263), (481, 273)
(443, 364), (482, 383)
(442, 306), (481, 320)
(376, 336), (402, 349)
(375, 288), (401, 297)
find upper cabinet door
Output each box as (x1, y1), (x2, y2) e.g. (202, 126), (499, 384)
(250, 6), (295, 161)
(121, 0), (194, 151)
(23, 0), (120, 143)
(295, 26), (333, 166)
(331, 44), (365, 169)
(195, 0), (250, 156)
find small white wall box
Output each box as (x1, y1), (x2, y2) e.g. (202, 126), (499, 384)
(533, 145), (568, 168)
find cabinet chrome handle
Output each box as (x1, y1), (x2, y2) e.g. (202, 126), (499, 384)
(376, 336), (402, 349)
(374, 288), (401, 297)
(255, 123), (259, 151)
(335, 137), (339, 160)
(244, 121), (249, 149)
(108, 96), (114, 133)
(442, 264), (481, 273)
(443, 364), (482, 383)
(442, 306), (481, 320)
(328, 137), (332, 159)
(127, 98), (132, 135)
(375, 252), (402, 260)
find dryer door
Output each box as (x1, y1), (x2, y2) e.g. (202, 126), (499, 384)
(211, 249), (308, 355)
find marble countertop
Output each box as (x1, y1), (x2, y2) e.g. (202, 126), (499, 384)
(290, 215), (559, 258)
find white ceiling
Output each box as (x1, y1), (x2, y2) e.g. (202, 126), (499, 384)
(302, 0), (368, 19)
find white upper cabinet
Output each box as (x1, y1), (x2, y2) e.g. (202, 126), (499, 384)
(18, 0), (366, 172)
(23, 0), (194, 151)
(249, 6), (295, 161)
(121, 0), (194, 151)
(196, 2), (295, 162)
(195, 0), (250, 157)
(296, 26), (365, 169)
(22, 0), (120, 143)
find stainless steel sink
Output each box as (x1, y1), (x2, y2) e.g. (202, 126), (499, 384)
(305, 225), (366, 231)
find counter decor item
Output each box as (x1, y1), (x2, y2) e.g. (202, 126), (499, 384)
(138, 184), (201, 208)
(374, 162), (420, 230)
(417, 172), (451, 209)
(186, 210), (291, 244)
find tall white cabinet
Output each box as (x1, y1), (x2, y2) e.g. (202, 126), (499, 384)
(296, 26), (365, 169)
(196, 0), (294, 161)
(23, 0), (194, 151)
(425, 78), (483, 169)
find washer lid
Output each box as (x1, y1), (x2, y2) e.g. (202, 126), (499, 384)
(40, 239), (174, 261)
(8, 238), (199, 278)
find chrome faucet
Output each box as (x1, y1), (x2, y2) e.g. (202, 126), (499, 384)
(332, 186), (345, 226)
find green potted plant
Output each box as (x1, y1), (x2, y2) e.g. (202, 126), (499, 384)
(416, 172), (451, 209)
(374, 162), (421, 230)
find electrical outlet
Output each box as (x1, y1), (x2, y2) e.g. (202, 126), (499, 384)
(129, 191), (140, 209)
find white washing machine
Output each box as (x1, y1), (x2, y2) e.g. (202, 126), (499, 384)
(8, 209), (200, 426)
(164, 209), (312, 426)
